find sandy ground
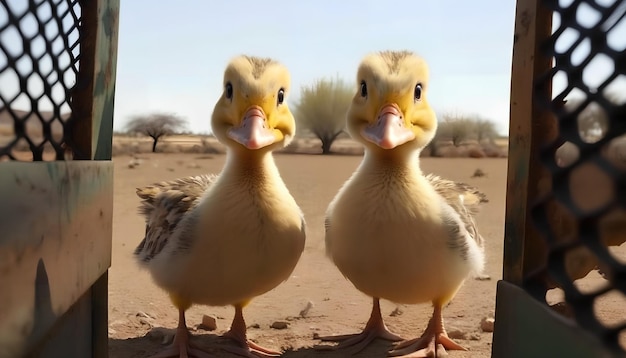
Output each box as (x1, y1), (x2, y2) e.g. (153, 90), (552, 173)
(108, 153), (507, 358)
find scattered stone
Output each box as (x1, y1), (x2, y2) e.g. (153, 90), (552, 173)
(128, 158), (141, 169)
(166, 168), (175, 172)
(323, 297), (330, 301)
(136, 311), (155, 319)
(248, 323), (260, 329)
(471, 168), (486, 178)
(480, 317), (495, 332)
(108, 327), (117, 336)
(187, 163), (201, 169)
(475, 274), (492, 281)
(390, 307), (403, 317)
(447, 329), (468, 340)
(312, 332), (320, 339)
(146, 327), (175, 345)
(198, 315), (217, 331)
(469, 333), (481, 341)
(270, 321), (289, 330)
(138, 318), (153, 327)
(299, 301), (314, 318)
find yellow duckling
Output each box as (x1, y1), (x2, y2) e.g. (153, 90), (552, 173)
(320, 50), (487, 357)
(134, 55), (306, 358)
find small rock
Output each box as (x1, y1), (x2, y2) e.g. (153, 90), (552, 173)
(480, 317), (495, 332)
(475, 274), (492, 281)
(108, 327), (117, 336)
(146, 327), (175, 345)
(471, 168), (486, 178)
(248, 323), (260, 329)
(469, 333), (481, 341)
(166, 168), (175, 172)
(138, 318), (153, 327)
(447, 329), (467, 340)
(390, 307), (403, 317)
(136, 311), (154, 319)
(198, 315), (217, 331)
(299, 301), (314, 318)
(270, 321), (289, 330)
(187, 163), (201, 169)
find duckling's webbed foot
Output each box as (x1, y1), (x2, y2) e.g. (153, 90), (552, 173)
(148, 309), (214, 358)
(388, 304), (466, 358)
(221, 305), (282, 358)
(316, 297), (404, 355)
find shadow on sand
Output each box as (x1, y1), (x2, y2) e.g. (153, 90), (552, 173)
(109, 332), (396, 358)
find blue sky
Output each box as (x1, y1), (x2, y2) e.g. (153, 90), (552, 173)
(113, 0), (518, 134)
(1, 0), (624, 135)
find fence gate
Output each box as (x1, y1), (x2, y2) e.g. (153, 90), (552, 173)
(492, 0), (626, 357)
(0, 0), (119, 357)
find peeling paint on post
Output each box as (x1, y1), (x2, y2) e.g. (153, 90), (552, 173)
(72, 0), (120, 161)
(0, 162), (113, 358)
(0, 0), (119, 357)
(500, 0), (555, 285)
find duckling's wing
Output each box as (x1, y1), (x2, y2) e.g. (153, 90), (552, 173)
(134, 174), (218, 263)
(426, 173), (488, 248)
(426, 174), (488, 215)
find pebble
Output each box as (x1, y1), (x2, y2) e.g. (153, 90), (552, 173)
(447, 328), (467, 340)
(270, 321), (289, 330)
(136, 311), (155, 319)
(389, 307), (403, 317)
(480, 317), (495, 332)
(248, 323), (260, 329)
(198, 315), (217, 331)
(146, 327), (175, 345)
(299, 301), (314, 318)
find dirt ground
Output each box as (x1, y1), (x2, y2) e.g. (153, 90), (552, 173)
(106, 152), (624, 357)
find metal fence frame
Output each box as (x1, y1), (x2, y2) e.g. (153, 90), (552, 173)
(492, 0), (625, 357)
(0, 0), (119, 357)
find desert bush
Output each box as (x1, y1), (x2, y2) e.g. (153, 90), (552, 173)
(295, 77), (353, 154)
(427, 113), (501, 157)
(125, 112), (188, 152)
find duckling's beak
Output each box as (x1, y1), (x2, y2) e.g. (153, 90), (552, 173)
(363, 104), (415, 149)
(228, 106), (275, 150)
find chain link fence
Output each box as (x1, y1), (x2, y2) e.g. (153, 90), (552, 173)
(528, 0), (626, 353)
(0, 0), (81, 161)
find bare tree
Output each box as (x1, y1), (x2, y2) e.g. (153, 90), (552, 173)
(295, 77), (353, 154)
(472, 118), (499, 142)
(436, 114), (474, 146)
(126, 112), (187, 152)
(426, 114), (500, 157)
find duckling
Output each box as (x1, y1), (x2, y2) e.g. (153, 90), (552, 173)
(134, 55), (306, 358)
(319, 50), (487, 357)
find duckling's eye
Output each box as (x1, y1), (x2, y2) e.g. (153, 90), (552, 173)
(360, 81), (368, 98)
(225, 82), (233, 100)
(414, 83), (422, 101)
(277, 88), (285, 105)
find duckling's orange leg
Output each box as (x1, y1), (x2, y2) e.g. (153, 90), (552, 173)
(222, 304), (281, 357)
(148, 308), (213, 358)
(388, 302), (466, 357)
(316, 297), (404, 354)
